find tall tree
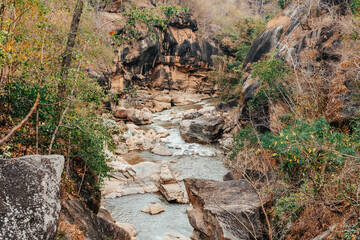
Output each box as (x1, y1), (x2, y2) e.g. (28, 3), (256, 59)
(58, 0), (84, 104)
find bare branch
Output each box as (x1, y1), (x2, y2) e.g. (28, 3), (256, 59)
(0, 93), (40, 146)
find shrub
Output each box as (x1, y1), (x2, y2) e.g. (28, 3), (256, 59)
(278, 0), (291, 10)
(248, 56), (291, 111)
(261, 118), (356, 183)
(350, 0), (360, 16)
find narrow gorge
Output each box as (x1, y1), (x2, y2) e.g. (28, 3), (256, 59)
(1, 0), (360, 239)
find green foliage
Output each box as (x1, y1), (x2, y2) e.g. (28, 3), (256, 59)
(231, 117), (360, 237)
(210, 18), (266, 100)
(249, 57), (291, 110)
(350, 0), (360, 16)
(0, 0), (117, 187)
(343, 218), (360, 240)
(67, 116), (113, 182)
(278, 0), (291, 10)
(112, 4), (189, 44)
(261, 118), (356, 183)
(272, 191), (305, 221)
(209, 55), (243, 101)
(229, 126), (258, 161)
(0, 146), (11, 158)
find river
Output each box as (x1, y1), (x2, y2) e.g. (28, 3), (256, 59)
(102, 98), (229, 239)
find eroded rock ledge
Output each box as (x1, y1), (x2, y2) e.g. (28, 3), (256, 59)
(184, 178), (265, 240)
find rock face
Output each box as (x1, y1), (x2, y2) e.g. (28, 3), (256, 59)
(112, 12), (219, 95)
(184, 178), (264, 240)
(60, 199), (132, 240)
(107, 7), (220, 112)
(238, 2), (359, 129)
(0, 155), (64, 240)
(180, 116), (224, 144)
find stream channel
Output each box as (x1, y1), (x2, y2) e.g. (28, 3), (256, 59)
(102, 98), (229, 239)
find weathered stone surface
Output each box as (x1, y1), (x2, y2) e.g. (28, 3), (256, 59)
(184, 178), (264, 240)
(152, 144), (173, 156)
(159, 183), (188, 204)
(159, 162), (177, 184)
(180, 116), (224, 144)
(157, 162), (188, 204)
(141, 203), (165, 215)
(122, 126), (170, 151)
(98, 208), (116, 223)
(102, 162), (161, 198)
(163, 232), (190, 240)
(0, 155), (64, 240)
(109, 9), (220, 107)
(61, 199), (131, 240)
(113, 106), (128, 119)
(127, 108), (153, 125)
(116, 223), (137, 238)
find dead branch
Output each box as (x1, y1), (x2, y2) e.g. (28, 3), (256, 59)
(0, 93), (40, 146)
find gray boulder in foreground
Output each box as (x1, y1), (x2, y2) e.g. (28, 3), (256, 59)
(0, 155), (64, 240)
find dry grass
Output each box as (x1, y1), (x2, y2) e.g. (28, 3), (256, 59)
(58, 217), (85, 240)
(267, 15), (290, 29)
(161, 0), (279, 37)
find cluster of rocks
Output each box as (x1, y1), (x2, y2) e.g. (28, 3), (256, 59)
(113, 123), (172, 155)
(238, 2), (360, 131)
(108, 10), (220, 97)
(103, 160), (187, 204)
(113, 107), (153, 125)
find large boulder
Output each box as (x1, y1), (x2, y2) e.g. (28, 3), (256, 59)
(0, 155), (64, 240)
(60, 199), (132, 240)
(127, 108), (153, 125)
(184, 178), (264, 240)
(180, 116), (224, 144)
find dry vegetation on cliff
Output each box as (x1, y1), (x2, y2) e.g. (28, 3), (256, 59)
(224, 0), (360, 239)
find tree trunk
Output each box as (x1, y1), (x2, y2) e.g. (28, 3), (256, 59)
(58, 0), (84, 105)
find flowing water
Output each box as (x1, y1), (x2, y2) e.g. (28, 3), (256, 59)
(102, 98), (229, 239)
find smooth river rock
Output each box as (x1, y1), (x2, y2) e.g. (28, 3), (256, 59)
(152, 144), (173, 156)
(0, 155), (64, 240)
(141, 203), (165, 215)
(184, 178), (264, 240)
